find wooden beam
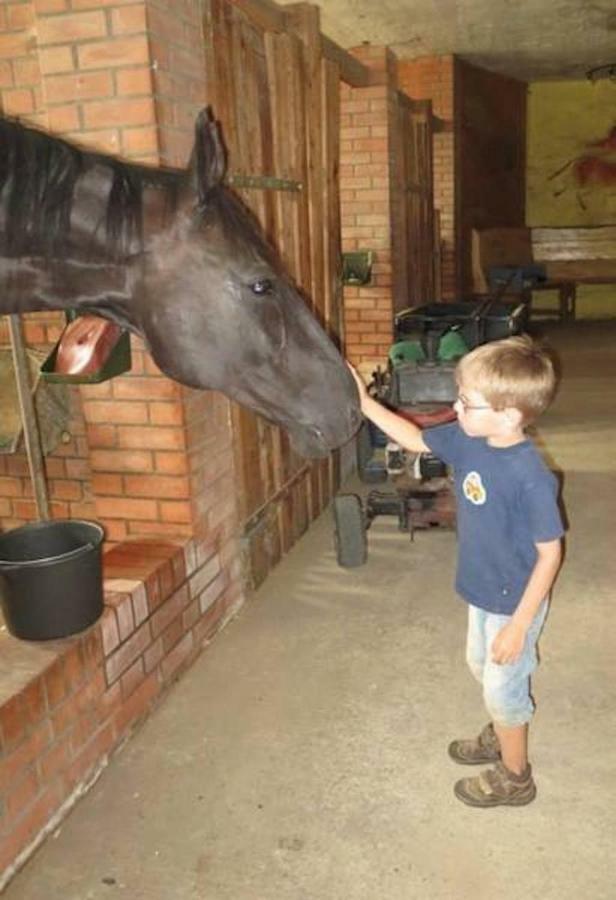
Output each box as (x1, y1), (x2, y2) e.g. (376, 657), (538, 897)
(320, 35), (371, 87)
(8, 316), (50, 519)
(228, 0), (285, 31)
(230, 0), (371, 87)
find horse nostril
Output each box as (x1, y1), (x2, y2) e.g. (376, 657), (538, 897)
(350, 407), (363, 431)
(308, 425), (325, 444)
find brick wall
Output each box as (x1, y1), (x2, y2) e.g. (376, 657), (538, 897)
(145, 0), (207, 165)
(0, 313), (96, 529)
(397, 55), (458, 299)
(340, 46), (397, 374)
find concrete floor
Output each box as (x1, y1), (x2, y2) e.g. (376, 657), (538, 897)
(4, 321), (616, 900)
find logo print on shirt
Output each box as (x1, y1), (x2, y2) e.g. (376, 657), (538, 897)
(463, 471), (487, 505)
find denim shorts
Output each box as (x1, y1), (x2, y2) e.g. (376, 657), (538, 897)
(465, 600), (548, 728)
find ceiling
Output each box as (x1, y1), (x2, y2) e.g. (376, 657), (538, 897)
(278, 0), (616, 82)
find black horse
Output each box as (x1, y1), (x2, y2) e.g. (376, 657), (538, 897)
(0, 109), (360, 458)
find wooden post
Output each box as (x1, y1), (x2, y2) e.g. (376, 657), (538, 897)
(8, 315), (50, 520)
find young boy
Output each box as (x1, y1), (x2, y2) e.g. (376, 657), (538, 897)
(350, 335), (563, 807)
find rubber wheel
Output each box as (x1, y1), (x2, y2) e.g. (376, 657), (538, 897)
(356, 420), (387, 484)
(332, 494), (368, 568)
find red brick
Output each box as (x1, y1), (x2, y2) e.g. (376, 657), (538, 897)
(116, 66), (152, 96)
(111, 6), (147, 34)
(72, 0), (138, 6)
(105, 621), (151, 684)
(63, 721), (115, 793)
(37, 11), (108, 45)
(38, 732), (72, 781)
(182, 598), (201, 631)
(50, 691), (83, 738)
(112, 377), (179, 401)
(51, 481), (84, 502)
(48, 104), (80, 133)
(34, 0), (68, 12)
(0, 476), (23, 497)
(131, 584), (149, 627)
(12, 58), (41, 87)
(116, 425), (185, 451)
(80, 628), (103, 674)
(42, 659), (71, 710)
(62, 643), (86, 689)
(121, 125), (158, 157)
(78, 38), (149, 71)
(86, 426), (117, 451)
(103, 520), (129, 543)
(192, 597), (226, 647)
(6, 768), (40, 819)
(48, 71), (115, 108)
(90, 449), (154, 473)
(159, 500), (192, 524)
(91, 473), (123, 495)
(150, 584), (189, 638)
(83, 399), (148, 424)
(0, 724), (51, 794)
(123, 473), (189, 499)
(120, 657), (145, 699)
(0, 33), (32, 59)
(97, 497), (158, 521)
(83, 97), (154, 129)
(21, 679), (47, 730)
(154, 452), (188, 475)
(100, 607), (120, 654)
(0, 786), (62, 875)
(160, 615), (183, 654)
(143, 637), (163, 673)
(160, 632), (194, 681)
(128, 520), (192, 538)
(112, 672), (159, 736)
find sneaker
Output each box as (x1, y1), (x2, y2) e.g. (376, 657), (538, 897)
(448, 722), (501, 765)
(454, 762), (537, 808)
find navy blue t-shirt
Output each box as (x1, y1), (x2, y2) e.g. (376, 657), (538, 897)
(423, 422), (564, 614)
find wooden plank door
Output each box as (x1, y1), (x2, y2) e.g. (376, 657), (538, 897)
(204, 0), (343, 589)
(392, 93), (437, 313)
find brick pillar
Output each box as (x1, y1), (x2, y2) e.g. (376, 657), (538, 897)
(398, 56), (458, 299)
(340, 46), (397, 375)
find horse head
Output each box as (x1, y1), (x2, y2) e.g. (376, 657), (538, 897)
(0, 110), (361, 458)
(132, 109), (361, 458)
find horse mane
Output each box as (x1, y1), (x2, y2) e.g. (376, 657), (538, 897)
(0, 115), (280, 273)
(0, 116), (180, 260)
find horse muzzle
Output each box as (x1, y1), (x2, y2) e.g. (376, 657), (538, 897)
(287, 404), (362, 459)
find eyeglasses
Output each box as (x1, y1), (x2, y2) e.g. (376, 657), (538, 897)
(455, 394), (493, 412)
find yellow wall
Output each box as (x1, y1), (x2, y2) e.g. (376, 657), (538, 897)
(527, 80), (616, 318)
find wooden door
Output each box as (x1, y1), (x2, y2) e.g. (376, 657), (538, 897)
(391, 93), (437, 313)
(204, 0), (344, 588)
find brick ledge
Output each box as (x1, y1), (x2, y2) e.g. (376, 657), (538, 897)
(0, 535), (243, 887)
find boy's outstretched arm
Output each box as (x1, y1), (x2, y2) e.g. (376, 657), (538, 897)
(348, 364), (430, 454)
(491, 538), (562, 665)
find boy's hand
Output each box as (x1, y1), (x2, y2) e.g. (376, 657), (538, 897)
(491, 621), (527, 665)
(346, 361), (369, 405)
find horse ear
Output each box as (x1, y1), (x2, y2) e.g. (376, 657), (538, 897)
(186, 107), (227, 206)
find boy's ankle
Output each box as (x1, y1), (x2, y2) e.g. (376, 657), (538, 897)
(504, 763), (531, 780)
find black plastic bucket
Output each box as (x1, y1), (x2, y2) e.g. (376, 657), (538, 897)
(0, 519), (105, 641)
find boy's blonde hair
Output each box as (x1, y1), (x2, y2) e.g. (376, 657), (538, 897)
(456, 335), (557, 423)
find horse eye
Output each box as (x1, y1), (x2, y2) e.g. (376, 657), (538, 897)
(251, 278), (273, 295)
